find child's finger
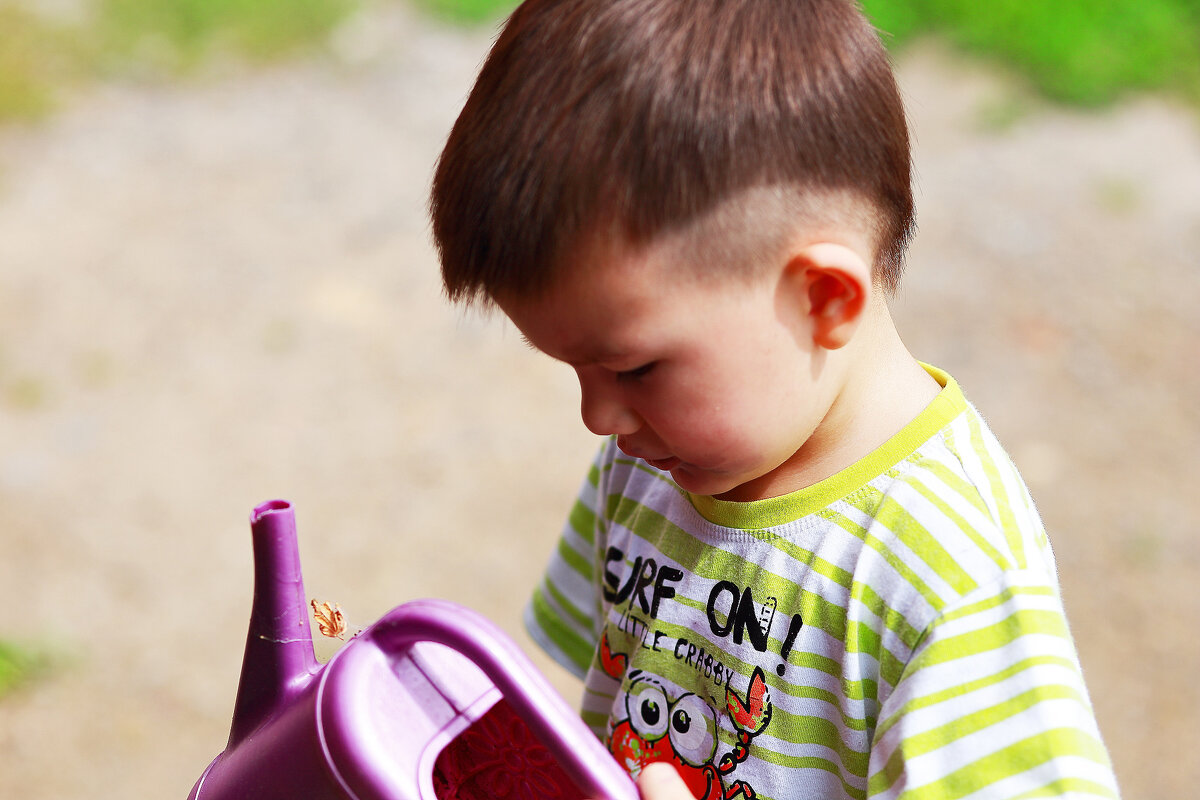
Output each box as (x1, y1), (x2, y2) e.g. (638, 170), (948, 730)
(636, 762), (694, 799)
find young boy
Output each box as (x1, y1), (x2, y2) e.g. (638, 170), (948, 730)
(429, 1), (1120, 798)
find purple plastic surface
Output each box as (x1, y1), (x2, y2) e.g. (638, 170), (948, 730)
(187, 500), (638, 800)
(228, 499), (319, 746)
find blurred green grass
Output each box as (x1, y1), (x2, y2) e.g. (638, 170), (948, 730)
(96, 0), (357, 69)
(0, 639), (52, 699)
(0, 4), (88, 120)
(0, 0), (357, 123)
(2, 0), (1198, 124)
(411, 0), (512, 24)
(863, 0), (1200, 106)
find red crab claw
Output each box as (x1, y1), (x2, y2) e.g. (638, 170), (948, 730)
(725, 780), (756, 799)
(599, 629), (628, 679)
(726, 667), (772, 736)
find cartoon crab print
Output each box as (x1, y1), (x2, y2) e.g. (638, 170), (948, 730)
(600, 631), (772, 800)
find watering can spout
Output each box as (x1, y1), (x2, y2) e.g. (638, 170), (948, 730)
(226, 499), (318, 747)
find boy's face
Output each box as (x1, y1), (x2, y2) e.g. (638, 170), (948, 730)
(497, 232), (842, 502)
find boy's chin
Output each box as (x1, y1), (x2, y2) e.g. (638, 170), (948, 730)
(648, 456), (773, 500)
(668, 464), (745, 499)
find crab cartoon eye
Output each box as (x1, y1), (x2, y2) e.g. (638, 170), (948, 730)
(626, 679), (670, 741)
(667, 693), (718, 766)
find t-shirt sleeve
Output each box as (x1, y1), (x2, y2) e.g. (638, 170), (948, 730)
(523, 443), (610, 679)
(866, 570), (1120, 799)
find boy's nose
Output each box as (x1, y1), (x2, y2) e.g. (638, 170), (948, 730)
(578, 374), (641, 436)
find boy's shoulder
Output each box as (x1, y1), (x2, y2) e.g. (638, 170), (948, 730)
(884, 392), (1051, 573)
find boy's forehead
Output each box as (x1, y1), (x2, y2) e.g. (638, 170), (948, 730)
(498, 244), (676, 362)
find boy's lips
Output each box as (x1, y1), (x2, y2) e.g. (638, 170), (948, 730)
(616, 438), (681, 471)
(644, 456), (681, 471)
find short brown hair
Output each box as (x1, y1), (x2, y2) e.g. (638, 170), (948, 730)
(430, 0), (914, 304)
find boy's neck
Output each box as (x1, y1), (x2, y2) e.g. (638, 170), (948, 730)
(717, 300), (940, 502)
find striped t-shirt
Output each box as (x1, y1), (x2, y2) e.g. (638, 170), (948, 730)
(525, 367), (1119, 799)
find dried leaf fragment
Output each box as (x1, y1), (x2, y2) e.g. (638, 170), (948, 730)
(311, 598), (347, 640)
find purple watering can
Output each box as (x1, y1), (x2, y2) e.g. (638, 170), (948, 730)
(188, 499), (638, 800)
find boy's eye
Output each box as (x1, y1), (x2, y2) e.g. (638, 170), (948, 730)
(616, 362), (656, 381)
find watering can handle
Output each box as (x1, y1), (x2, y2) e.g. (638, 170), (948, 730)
(367, 599), (639, 800)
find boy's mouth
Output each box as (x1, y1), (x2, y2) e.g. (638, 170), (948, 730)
(616, 437), (681, 472)
(645, 456), (681, 471)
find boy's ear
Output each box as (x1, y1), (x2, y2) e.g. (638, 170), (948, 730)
(780, 242), (872, 350)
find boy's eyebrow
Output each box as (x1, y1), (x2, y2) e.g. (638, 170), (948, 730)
(516, 331), (635, 366)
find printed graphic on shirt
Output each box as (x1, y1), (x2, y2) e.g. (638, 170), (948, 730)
(598, 544), (806, 799)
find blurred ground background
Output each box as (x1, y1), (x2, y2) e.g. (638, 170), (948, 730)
(0, 1), (1197, 798)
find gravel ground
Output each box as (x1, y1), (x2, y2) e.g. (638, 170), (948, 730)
(0, 4), (1197, 798)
